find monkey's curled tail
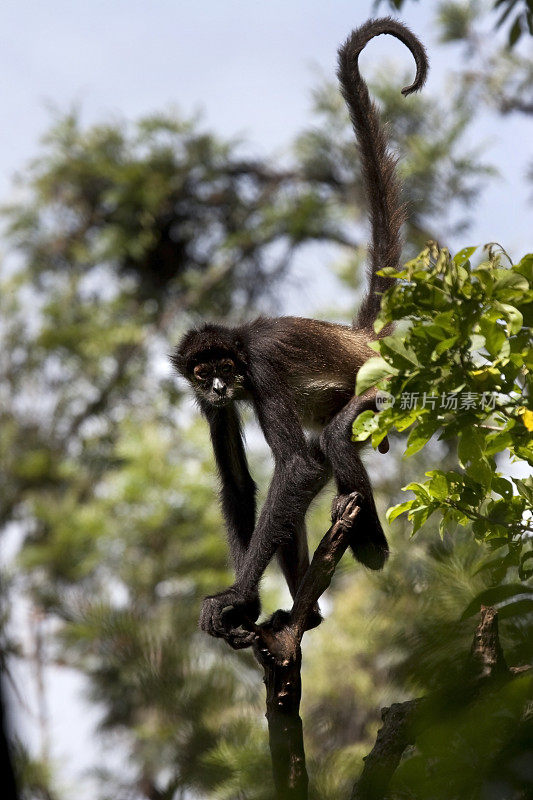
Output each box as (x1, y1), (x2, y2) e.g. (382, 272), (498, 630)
(337, 18), (428, 331)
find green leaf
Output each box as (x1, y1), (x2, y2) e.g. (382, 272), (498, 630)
(351, 410), (380, 442)
(494, 301), (523, 334)
(488, 537), (513, 550)
(379, 337), (420, 371)
(469, 333), (486, 352)
(426, 470), (451, 500)
(404, 416), (440, 458)
(409, 503), (436, 534)
(457, 427), (484, 468)
(508, 15), (522, 47)
(479, 318), (506, 358)
(514, 477), (533, 505)
(433, 310), (457, 332)
(395, 407), (422, 432)
(516, 253), (533, 282)
(474, 554), (510, 576)
(472, 518), (491, 539)
(355, 357), (397, 395)
(376, 266), (403, 277)
(485, 428), (514, 456)
(492, 477), (513, 500)
(493, 269), (529, 294)
(403, 482), (432, 502)
(433, 335), (459, 357)
(386, 501), (414, 523)
(404, 429), (428, 458)
(453, 246), (477, 266)
(519, 551), (533, 580)
(461, 583), (533, 620)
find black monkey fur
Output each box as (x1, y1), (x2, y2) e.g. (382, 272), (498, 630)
(172, 18), (428, 647)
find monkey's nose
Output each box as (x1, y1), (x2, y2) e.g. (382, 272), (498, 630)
(212, 378), (227, 396)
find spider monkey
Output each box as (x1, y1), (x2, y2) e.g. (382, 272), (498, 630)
(172, 18), (428, 647)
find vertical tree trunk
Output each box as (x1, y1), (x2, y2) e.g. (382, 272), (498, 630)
(264, 644), (308, 799)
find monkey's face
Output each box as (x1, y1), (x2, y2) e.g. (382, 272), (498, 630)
(192, 358), (241, 406)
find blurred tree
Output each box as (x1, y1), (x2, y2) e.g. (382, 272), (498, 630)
(2, 112), (350, 317)
(435, 1), (533, 121)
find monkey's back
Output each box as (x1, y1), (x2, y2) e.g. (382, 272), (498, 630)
(240, 317), (373, 430)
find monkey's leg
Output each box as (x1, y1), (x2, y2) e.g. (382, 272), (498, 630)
(320, 398), (389, 570)
(275, 438), (330, 629)
(275, 521), (323, 631)
(276, 520), (311, 598)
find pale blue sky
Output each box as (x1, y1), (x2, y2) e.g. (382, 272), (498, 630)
(1, 1), (532, 795)
(1, 0), (531, 266)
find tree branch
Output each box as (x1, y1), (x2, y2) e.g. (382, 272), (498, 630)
(251, 494), (361, 799)
(469, 604), (508, 679)
(289, 494), (361, 640)
(350, 699), (422, 800)
(350, 606), (532, 800)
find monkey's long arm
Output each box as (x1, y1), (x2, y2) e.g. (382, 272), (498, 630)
(203, 404), (257, 575)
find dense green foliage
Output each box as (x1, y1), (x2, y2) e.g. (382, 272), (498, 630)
(354, 244), (532, 587)
(352, 244), (533, 797)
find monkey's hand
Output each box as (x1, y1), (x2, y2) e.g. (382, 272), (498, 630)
(199, 588), (260, 649)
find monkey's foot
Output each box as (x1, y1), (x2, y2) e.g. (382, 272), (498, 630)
(305, 605), (323, 630)
(331, 491), (389, 571)
(264, 603), (322, 634)
(199, 589), (260, 650)
(331, 491), (363, 523)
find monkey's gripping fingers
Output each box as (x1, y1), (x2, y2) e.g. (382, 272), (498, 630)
(331, 491), (363, 525)
(199, 588), (260, 649)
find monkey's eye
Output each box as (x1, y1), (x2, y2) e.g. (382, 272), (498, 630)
(220, 360), (234, 375)
(193, 364), (211, 381)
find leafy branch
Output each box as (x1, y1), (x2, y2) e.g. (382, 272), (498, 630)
(353, 244), (532, 594)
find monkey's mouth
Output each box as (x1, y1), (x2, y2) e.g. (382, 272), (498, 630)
(210, 394), (231, 407)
